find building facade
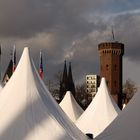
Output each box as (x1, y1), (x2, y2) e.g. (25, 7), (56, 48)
(86, 74), (100, 101)
(98, 42), (124, 109)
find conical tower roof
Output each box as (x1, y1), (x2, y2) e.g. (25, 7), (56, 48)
(0, 48), (88, 140)
(76, 77), (120, 138)
(62, 60), (68, 83)
(67, 62), (75, 97)
(59, 60), (68, 101)
(60, 91), (83, 122)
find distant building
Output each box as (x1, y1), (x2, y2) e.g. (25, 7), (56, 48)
(86, 74), (100, 101)
(59, 61), (75, 101)
(98, 42), (124, 109)
(59, 60), (68, 101)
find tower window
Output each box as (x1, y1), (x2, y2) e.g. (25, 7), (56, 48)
(106, 81), (109, 86)
(106, 64), (109, 70)
(114, 64), (117, 71)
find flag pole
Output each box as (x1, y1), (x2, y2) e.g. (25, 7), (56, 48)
(112, 26), (115, 41)
(39, 50), (43, 79)
(0, 44), (1, 81)
(12, 45), (16, 73)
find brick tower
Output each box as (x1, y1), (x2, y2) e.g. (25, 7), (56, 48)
(98, 42), (124, 109)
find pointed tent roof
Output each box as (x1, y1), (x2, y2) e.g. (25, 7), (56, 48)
(60, 91), (83, 122)
(0, 47), (88, 140)
(96, 89), (140, 140)
(76, 77), (120, 138)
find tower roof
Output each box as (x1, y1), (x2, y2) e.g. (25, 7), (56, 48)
(62, 60), (68, 83)
(67, 62), (75, 97)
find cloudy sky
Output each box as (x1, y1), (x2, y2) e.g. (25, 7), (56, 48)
(0, 0), (140, 88)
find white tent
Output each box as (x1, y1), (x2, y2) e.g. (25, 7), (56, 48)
(0, 47), (88, 140)
(76, 77), (120, 138)
(59, 91), (84, 122)
(96, 91), (140, 140)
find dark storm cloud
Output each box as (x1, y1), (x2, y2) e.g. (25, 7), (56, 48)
(0, 0), (102, 38)
(0, 0), (104, 84)
(0, 0), (140, 85)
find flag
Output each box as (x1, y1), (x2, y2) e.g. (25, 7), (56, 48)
(12, 45), (16, 73)
(39, 50), (43, 79)
(2, 60), (13, 85)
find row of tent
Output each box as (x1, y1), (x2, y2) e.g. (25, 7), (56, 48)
(0, 47), (118, 140)
(60, 72), (140, 139)
(0, 47), (139, 140)
(0, 48), (88, 140)
(60, 78), (120, 138)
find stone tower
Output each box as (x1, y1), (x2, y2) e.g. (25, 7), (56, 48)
(98, 42), (124, 109)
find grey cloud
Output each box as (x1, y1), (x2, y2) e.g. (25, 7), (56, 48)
(1, 0), (140, 85)
(112, 12), (140, 62)
(0, 0), (102, 38)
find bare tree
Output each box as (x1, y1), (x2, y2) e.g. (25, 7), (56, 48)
(123, 78), (137, 104)
(49, 71), (62, 102)
(75, 83), (90, 110)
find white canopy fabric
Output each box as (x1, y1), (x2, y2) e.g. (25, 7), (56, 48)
(96, 92), (140, 140)
(0, 47), (88, 140)
(76, 77), (120, 138)
(59, 91), (83, 122)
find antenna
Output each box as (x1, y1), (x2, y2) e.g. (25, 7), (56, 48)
(111, 26), (115, 41)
